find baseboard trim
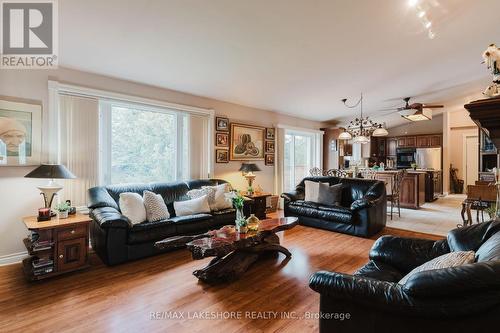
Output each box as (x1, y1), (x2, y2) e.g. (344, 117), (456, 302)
(0, 251), (27, 266)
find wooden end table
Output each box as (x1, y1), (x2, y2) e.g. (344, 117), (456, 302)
(243, 192), (272, 219)
(155, 216), (298, 283)
(21, 214), (91, 281)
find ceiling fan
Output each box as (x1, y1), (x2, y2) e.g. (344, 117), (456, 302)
(392, 97), (444, 121)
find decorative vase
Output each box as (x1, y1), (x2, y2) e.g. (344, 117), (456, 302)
(235, 206), (247, 233)
(246, 214), (260, 231)
(58, 210), (68, 219)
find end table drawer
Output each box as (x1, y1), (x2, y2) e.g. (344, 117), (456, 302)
(57, 225), (87, 241)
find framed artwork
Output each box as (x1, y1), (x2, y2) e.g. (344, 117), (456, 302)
(265, 141), (275, 153)
(0, 99), (42, 166)
(215, 149), (229, 163)
(216, 132), (229, 147)
(230, 123), (265, 161)
(216, 116), (229, 131)
(265, 154), (275, 166)
(266, 128), (275, 140)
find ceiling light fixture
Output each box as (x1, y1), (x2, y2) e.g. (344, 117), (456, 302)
(400, 108), (433, 121)
(408, 0), (419, 7)
(339, 93), (387, 144)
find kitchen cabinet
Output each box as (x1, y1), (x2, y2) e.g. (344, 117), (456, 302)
(430, 135), (441, 147)
(397, 137), (407, 147)
(375, 171), (426, 209)
(417, 136), (430, 147)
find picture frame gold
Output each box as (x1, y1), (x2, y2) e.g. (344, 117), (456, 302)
(215, 132), (229, 147)
(215, 149), (229, 163)
(229, 123), (265, 161)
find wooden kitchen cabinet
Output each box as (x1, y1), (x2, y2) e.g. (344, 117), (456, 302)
(405, 136), (416, 147)
(397, 137), (407, 147)
(430, 135), (441, 147)
(400, 172), (426, 209)
(416, 136), (430, 147)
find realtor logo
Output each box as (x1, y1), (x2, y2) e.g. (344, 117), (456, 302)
(1, 0), (58, 69)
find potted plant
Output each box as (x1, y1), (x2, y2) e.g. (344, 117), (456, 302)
(55, 202), (70, 219)
(411, 163), (418, 170)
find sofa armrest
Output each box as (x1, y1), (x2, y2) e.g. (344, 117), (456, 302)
(369, 235), (449, 273)
(403, 261), (500, 296)
(281, 190), (304, 203)
(309, 271), (408, 305)
(350, 194), (380, 211)
(90, 206), (130, 229)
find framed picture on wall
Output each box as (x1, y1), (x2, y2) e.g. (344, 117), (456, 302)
(0, 99), (42, 166)
(216, 116), (229, 131)
(265, 141), (275, 153)
(216, 132), (229, 147)
(216, 149), (229, 163)
(230, 123), (265, 161)
(265, 154), (274, 166)
(266, 128), (275, 140)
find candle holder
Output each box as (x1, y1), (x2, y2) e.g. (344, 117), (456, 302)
(37, 208), (51, 222)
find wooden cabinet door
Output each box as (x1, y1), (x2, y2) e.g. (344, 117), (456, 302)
(397, 137), (406, 147)
(416, 136), (430, 147)
(430, 135), (441, 147)
(57, 238), (87, 272)
(406, 136), (416, 147)
(387, 138), (397, 156)
(400, 175), (417, 207)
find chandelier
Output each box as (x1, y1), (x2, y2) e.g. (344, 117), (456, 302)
(338, 93), (388, 144)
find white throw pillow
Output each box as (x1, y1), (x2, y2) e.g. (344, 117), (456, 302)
(174, 195), (211, 217)
(399, 251), (475, 285)
(304, 180), (328, 202)
(210, 183), (233, 211)
(143, 190), (170, 222)
(119, 192), (146, 225)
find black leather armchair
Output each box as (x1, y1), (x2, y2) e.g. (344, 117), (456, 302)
(309, 220), (500, 333)
(281, 176), (386, 237)
(88, 179), (235, 265)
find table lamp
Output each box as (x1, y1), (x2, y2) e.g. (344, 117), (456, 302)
(25, 164), (76, 216)
(239, 163), (261, 195)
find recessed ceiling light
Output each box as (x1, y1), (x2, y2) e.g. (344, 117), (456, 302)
(408, 0), (419, 7)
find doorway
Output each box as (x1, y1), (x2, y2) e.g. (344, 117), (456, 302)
(463, 135), (479, 187)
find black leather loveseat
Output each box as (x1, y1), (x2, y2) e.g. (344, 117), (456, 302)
(309, 220), (500, 333)
(281, 176), (386, 237)
(88, 179), (235, 265)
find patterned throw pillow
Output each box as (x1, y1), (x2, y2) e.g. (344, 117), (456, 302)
(399, 251), (475, 285)
(187, 187), (216, 209)
(202, 183), (232, 211)
(143, 190), (170, 222)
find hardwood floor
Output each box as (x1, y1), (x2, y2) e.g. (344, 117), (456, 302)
(0, 213), (441, 333)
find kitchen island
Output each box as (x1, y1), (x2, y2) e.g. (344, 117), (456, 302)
(374, 170), (427, 209)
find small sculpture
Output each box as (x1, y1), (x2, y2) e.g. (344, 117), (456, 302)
(482, 44), (500, 98)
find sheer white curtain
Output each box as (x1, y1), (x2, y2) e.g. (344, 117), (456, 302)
(58, 95), (99, 207)
(188, 113), (212, 179)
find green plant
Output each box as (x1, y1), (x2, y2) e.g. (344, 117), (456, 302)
(411, 163), (418, 169)
(486, 203), (497, 219)
(55, 202), (70, 212)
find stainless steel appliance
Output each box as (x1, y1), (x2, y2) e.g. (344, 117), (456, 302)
(396, 148), (416, 169)
(416, 148), (442, 170)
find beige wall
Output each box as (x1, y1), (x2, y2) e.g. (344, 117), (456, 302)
(0, 67), (322, 261)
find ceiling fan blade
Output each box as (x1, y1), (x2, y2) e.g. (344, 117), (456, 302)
(422, 104), (444, 108)
(409, 103), (423, 109)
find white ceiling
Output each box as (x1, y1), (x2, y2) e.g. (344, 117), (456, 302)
(60, 0), (499, 127)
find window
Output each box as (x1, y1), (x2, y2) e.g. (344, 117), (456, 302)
(99, 101), (191, 184)
(283, 129), (322, 192)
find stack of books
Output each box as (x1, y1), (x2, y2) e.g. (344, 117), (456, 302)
(32, 258), (54, 276)
(32, 240), (53, 252)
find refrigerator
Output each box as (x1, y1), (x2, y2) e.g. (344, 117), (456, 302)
(415, 148), (441, 170)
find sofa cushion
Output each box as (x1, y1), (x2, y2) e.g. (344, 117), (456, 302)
(143, 190), (170, 222)
(288, 200), (353, 224)
(169, 213), (213, 234)
(318, 182), (343, 206)
(174, 195), (211, 216)
(128, 219), (176, 244)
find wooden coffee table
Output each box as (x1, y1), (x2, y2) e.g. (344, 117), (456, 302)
(155, 216), (298, 283)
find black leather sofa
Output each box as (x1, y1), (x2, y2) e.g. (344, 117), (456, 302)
(309, 220), (500, 333)
(281, 176), (386, 237)
(88, 179), (236, 266)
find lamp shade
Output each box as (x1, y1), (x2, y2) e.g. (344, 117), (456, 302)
(25, 164), (76, 179)
(372, 127), (389, 137)
(338, 131), (352, 140)
(238, 163), (261, 173)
